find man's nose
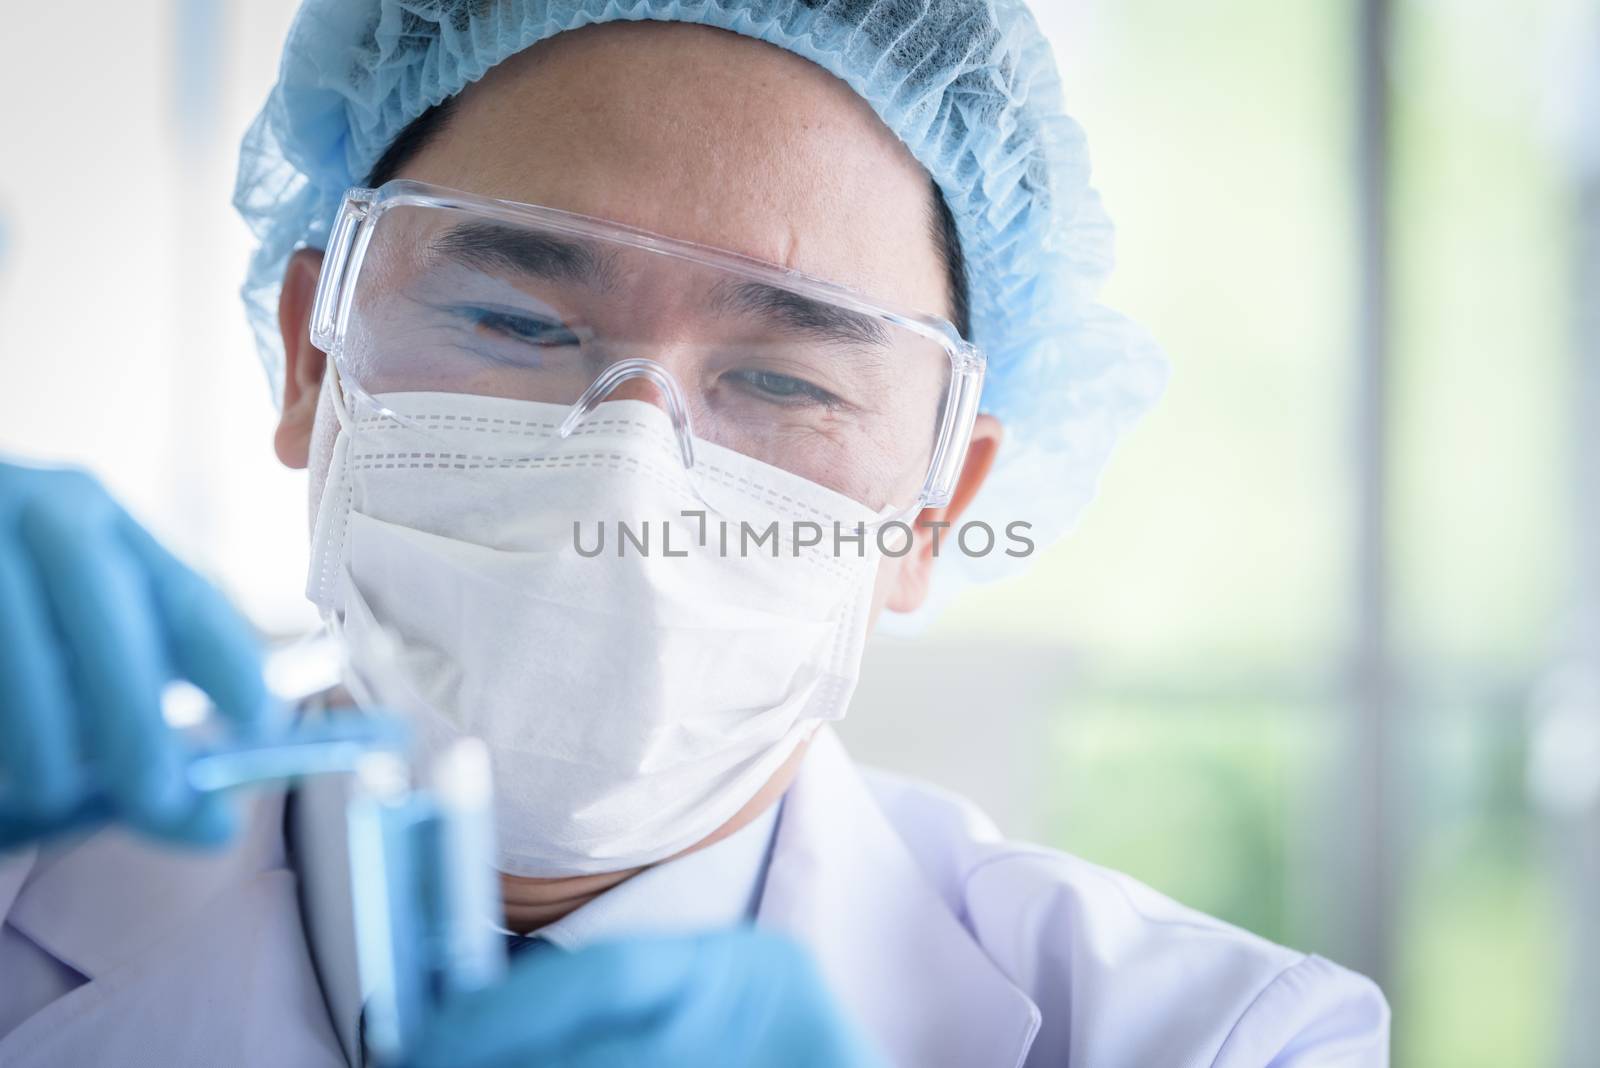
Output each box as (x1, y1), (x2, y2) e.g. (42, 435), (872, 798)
(560, 357), (697, 469)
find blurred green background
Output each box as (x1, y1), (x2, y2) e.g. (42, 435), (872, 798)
(911, 1), (1593, 1064)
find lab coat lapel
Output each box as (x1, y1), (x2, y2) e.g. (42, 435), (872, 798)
(0, 844), (37, 919)
(0, 793), (343, 1067)
(4, 792), (289, 980)
(758, 729), (1041, 1068)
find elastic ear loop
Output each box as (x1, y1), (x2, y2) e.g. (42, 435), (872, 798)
(325, 356), (355, 435)
(305, 359), (359, 615)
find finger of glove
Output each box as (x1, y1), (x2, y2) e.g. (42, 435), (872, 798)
(560, 930), (883, 1068)
(407, 934), (724, 1068)
(638, 929), (877, 1068)
(18, 477), (195, 834)
(148, 790), (237, 847)
(718, 933), (886, 1068)
(0, 528), (84, 821)
(119, 515), (277, 739)
(406, 930), (874, 1068)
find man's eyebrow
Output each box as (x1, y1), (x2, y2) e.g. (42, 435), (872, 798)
(429, 222), (618, 289)
(712, 280), (893, 349)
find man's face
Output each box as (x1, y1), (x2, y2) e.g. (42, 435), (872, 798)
(284, 21), (998, 618)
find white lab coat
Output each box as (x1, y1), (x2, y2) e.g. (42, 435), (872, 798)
(0, 728), (1388, 1066)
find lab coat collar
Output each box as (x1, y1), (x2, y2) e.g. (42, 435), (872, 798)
(533, 800), (779, 951)
(758, 728), (1041, 1068)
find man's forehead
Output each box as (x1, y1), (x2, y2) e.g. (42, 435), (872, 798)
(394, 22), (949, 315)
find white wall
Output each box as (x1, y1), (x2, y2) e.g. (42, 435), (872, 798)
(0, 0), (311, 634)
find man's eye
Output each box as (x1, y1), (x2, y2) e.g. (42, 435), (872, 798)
(466, 308), (580, 347)
(730, 369), (843, 408)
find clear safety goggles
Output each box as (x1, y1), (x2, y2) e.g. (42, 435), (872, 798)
(311, 180), (985, 522)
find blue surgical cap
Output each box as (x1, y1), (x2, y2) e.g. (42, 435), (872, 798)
(235, 0), (1167, 582)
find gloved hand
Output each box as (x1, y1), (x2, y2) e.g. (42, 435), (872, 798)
(0, 461), (275, 846)
(404, 928), (887, 1068)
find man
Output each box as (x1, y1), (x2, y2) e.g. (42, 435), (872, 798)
(0, 2), (1389, 1064)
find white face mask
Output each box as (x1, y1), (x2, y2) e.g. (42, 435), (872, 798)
(308, 386), (880, 877)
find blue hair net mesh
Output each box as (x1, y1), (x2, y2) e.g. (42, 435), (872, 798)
(235, 0), (1168, 584)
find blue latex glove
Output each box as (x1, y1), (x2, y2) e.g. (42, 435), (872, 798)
(0, 461), (276, 846)
(404, 929), (887, 1068)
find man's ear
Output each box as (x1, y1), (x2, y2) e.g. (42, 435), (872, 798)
(274, 249), (327, 470)
(883, 413), (1003, 614)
